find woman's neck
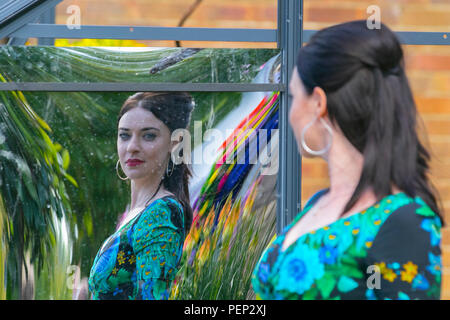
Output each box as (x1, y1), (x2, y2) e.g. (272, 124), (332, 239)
(129, 178), (164, 210)
(325, 133), (365, 199)
(324, 132), (402, 205)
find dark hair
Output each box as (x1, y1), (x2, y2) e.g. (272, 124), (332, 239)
(117, 92), (194, 233)
(296, 20), (444, 225)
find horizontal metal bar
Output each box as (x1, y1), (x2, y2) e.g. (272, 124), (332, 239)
(0, 82), (285, 92)
(9, 24), (449, 46)
(303, 30), (449, 46)
(395, 31), (449, 46)
(10, 24), (278, 42)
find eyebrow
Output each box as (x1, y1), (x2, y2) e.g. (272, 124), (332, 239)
(118, 127), (160, 132)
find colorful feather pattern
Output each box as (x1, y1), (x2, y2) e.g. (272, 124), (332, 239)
(184, 91), (279, 256)
(173, 90), (279, 299)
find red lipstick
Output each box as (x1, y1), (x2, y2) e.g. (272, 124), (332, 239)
(126, 159), (144, 167)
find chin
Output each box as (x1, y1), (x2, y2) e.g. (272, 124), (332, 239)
(126, 169), (159, 182)
(124, 170), (145, 181)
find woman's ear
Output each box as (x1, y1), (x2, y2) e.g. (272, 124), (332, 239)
(312, 86), (328, 117)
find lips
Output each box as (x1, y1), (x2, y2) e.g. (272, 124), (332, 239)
(126, 159), (144, 167)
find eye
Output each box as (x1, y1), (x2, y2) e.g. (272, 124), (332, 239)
(119, 133), (130, 140)
(144, 133), (156, 140)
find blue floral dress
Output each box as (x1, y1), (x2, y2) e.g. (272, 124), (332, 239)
(88, 196), (185, 300)
(252, 190), (442, 300)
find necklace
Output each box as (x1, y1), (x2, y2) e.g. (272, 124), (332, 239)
(119, 179), (164, 229)
(143, 179), (164, 207)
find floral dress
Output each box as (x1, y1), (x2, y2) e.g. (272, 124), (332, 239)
(88, 196), (185, 300)
(252, 190), (442, 300)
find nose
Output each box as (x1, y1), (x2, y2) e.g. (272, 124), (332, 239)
(126, 134), (140, 154)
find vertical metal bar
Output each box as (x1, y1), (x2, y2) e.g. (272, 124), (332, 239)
(37, 7), (55, 46)
(276, 0), (303, 234)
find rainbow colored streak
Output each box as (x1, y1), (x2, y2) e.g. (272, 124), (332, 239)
(184, 91), (279, 256)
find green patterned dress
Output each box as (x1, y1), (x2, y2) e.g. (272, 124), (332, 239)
(252, 190), (442, 300)
(88, 196), (185, 300)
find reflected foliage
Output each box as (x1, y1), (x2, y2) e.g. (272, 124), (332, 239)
(0, 78), (74, 299)
(0, 46), (278, 298)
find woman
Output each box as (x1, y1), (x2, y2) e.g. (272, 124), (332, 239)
(252, 20), (443, 300)
(88, 92), (194, 300)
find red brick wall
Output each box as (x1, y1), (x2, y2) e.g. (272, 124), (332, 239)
(52, 0), (450, 298)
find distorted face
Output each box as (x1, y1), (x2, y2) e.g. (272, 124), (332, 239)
(117, 107), (174, 182)
(289, 67), (330, 158)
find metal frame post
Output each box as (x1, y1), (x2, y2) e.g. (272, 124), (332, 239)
(277, 0), (303, 234)
(37, 7), (55, 46)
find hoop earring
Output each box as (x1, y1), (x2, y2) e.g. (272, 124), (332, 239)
(300, 116), (333, 156)
(166, 158), (175, 177)
(116, 159), (129, 181)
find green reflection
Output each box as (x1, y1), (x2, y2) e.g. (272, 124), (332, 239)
(0, 46), (279, 299)
(0, 47), (278, 83)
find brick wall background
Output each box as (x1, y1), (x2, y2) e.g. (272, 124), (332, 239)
(52, 0), (450, 298)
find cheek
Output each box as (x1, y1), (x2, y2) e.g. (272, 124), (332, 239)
(117, 140), (126, 159)
(289, 98), (303, 132)
(145, 141), (169, 165)
(288, 105), (295, 127)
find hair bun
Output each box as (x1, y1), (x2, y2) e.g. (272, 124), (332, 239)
(382, 65), (402, 76)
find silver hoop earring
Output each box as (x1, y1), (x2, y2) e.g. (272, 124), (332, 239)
(300, 116), (333, 156)
(166, 158), (175, 177)
(116, 159), (129, 180)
